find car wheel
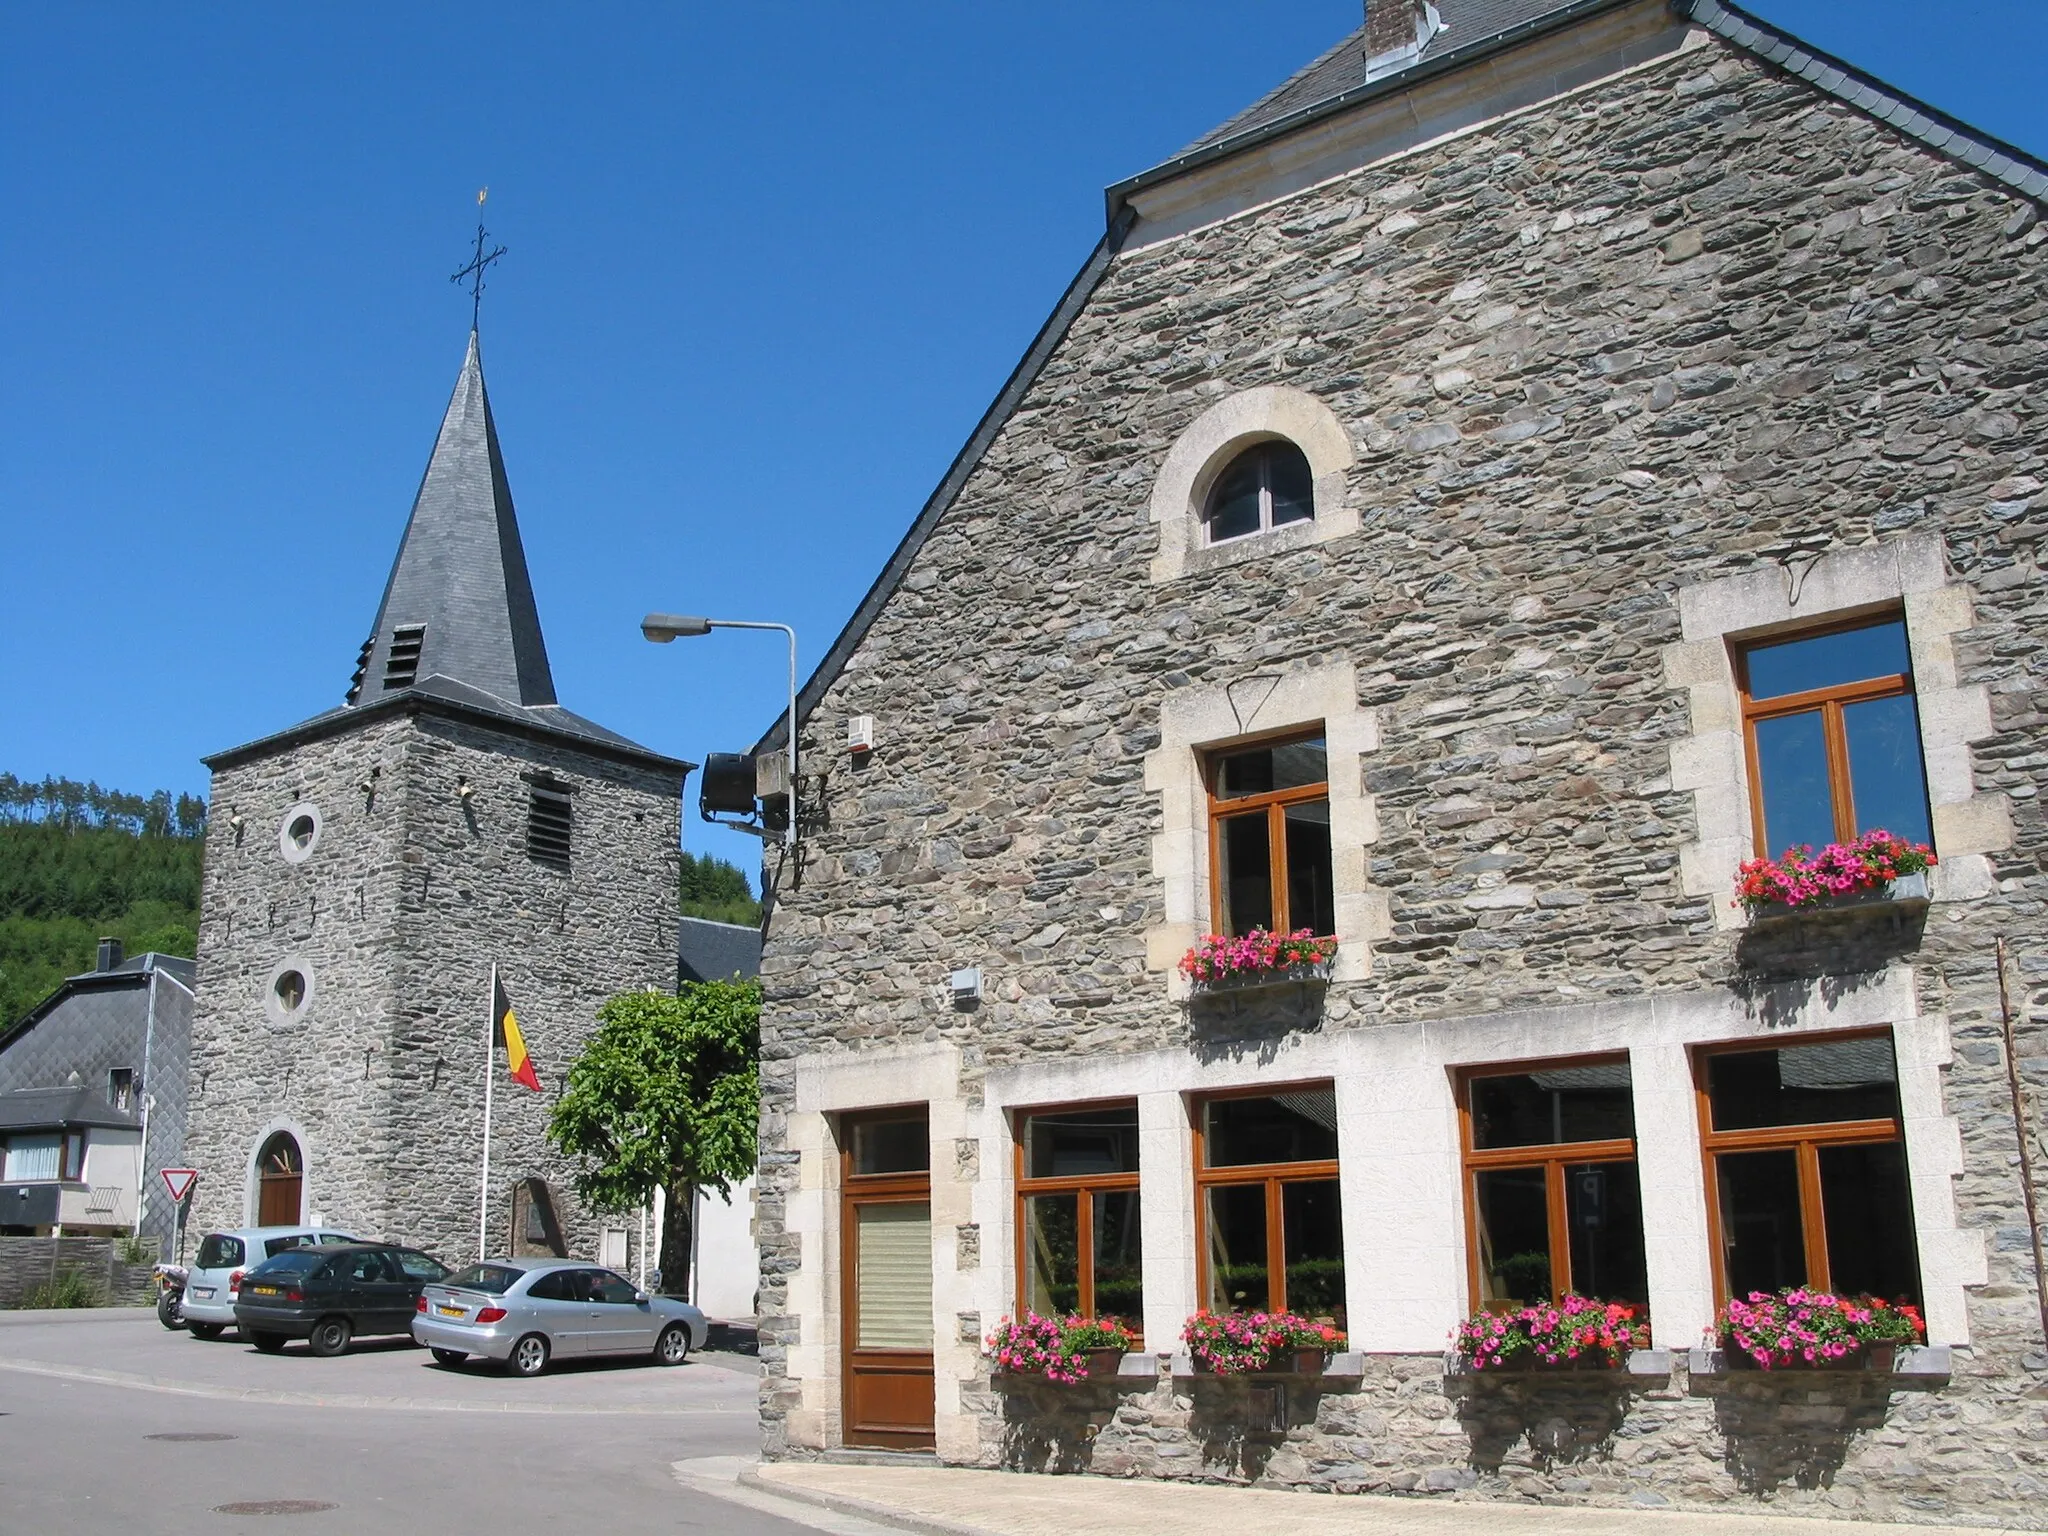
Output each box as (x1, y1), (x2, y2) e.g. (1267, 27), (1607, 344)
(654, 1323), (690, 1367)
(252, 1331), (287, 1354)
(306, 1317), (353, 1358)
(507, 1333), (550, 1378)
(188, 1322), (224, 1341)
(430, 1347), (467, 1368)
(157, 1292), (185, 1331)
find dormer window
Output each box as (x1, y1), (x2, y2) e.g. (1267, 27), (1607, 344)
(527, 784), (572, 869)
(1203, 441), (1314, 546)
(109, 1069), (135, 1112)
(382, 625), (426, 691)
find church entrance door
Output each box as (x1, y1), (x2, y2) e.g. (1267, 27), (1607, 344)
(256, 1132), (303, 1226)
(840, 1110), (935, 1450)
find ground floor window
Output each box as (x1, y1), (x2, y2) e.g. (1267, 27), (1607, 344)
(1194, 1086), (1344, 1324)
(1460, 1057), (1648, 1309)
(1015, 1102), (1142, 1332)
(1697, 1031), (1920, 1305)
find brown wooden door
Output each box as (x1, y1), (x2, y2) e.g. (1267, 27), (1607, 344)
(256, 1133), (303, 1226)
(842, 1111), (934, 1449)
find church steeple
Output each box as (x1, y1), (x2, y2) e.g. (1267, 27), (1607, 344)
(346, 330), (556, 710)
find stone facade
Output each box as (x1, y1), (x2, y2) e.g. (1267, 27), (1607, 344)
(185, 708), (679, 1264)
(756, 10), (2048, 1529)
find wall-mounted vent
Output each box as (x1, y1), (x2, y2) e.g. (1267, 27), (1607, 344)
(345, 635), (374, 705)
(526, 786), (572, 869)
(382, 625), (426, 691)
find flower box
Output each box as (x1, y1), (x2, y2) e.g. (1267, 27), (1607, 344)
(1179, 930), (1338, 993)
(1451, 1295), (1649, 1373)
(1733, 833), (1935, 923)
(1714, 1288), (1923, 1371)
(985, 1312), (1139, 1385)
(1181, 1311), (1347, 1376)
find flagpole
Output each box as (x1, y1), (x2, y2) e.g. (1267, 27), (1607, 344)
(480, 962), (497, 1263)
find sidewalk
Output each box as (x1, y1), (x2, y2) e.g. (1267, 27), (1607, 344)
(740, 1462), (2003, 1536)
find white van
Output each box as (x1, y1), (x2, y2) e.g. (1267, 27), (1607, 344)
(182, 1226), (357, 1336)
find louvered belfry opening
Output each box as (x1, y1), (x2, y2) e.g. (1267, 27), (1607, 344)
(527, 784), (572, 868)
(382, 625), (426, 691)
(345, 636), (375, 705)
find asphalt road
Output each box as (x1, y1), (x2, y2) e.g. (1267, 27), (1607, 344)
(0, 1309), (885, 1536)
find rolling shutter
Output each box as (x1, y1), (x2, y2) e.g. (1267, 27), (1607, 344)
(855, 1202), (932, 1350)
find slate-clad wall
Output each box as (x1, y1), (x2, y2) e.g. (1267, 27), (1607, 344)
(756, 31), (2048, 1526)
(185, 711), (678, 1265)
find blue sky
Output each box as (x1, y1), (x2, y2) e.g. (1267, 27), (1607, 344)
(4, 2), (2044, 884)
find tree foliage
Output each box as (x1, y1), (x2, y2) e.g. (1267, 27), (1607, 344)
(678, 850), (761, 927)
(0, 777), (206, 1027)
(547, 981), (760, 1292)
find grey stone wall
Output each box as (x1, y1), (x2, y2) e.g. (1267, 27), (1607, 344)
(185, 709), (679, 1266)
(757, 30), (2048, 1529)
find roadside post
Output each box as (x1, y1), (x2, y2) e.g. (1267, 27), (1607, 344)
(160, 1169), (198, 1267)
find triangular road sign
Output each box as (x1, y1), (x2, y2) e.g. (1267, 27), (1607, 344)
(160, 1168), (198, 1203)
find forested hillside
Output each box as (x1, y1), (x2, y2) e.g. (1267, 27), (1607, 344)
(0, 775), (206, 1027)
(679, 849), (762, 927)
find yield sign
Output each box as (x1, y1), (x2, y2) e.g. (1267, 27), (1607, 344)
(160, 1169), (199, 1203)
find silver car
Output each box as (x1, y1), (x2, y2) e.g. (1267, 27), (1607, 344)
(410, 1257), (707, 1377)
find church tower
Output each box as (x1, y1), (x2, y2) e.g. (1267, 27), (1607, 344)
(184, 328), (688, 1265)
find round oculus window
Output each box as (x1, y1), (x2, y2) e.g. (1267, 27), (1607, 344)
(277, 802), (323, 864)
(263, 958), (315, 1024)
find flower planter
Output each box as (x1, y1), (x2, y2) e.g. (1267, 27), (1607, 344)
(1188, 962), (1332, 996)
(1267, 1347), (1327, 1374)
(1745, 871), (1929, 928)
(1082, 1348), (1125, 1381)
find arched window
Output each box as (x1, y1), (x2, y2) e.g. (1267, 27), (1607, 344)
(257, 1132), (304, 1226)
(1203, 440), (1315, 545)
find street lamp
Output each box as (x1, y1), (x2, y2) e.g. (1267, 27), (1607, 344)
(641, 614), (798, 848)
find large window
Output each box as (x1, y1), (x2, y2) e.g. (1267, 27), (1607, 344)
(0, 1131), (82, 1183)
(1206, 733), (1335, 938)
(1737, 616), (1933, 856)
(1195, 1087), (1344, 1324)
(1460, 1059), (1648, 1310)
(1698, 1032), (1921, 1306)
(1014, 1104), (1142, 1333)
(1203, 440), (1314, 545)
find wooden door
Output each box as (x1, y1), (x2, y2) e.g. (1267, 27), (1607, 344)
(842, 1111), (934, 1449)
(256, 1132), (302, 1225)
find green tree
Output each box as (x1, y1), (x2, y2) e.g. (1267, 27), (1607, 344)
(547, 981), (760, 1297)
(678, 851), (761, 927)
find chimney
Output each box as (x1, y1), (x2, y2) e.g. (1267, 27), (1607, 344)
(1364, 0), (1444, 82)
(96, 937), (124, 972)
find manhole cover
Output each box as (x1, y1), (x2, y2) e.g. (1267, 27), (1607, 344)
(213, 1502), (337, 1517)
(148, 1432), (236, 1442)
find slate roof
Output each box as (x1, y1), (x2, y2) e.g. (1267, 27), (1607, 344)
(0, 1085), (141, 1133)
(677, 917), (764, 985)
(206, 332), (689, 777)
(765, 0), (2048, 753)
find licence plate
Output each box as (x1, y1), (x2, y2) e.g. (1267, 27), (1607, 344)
(247, 1285), (278, 1297)
(193, 1287), (215, 1299)
(437, 1305), (465, 1318)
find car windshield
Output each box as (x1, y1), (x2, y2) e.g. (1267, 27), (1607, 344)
(442, 1263), (522, 1295)
(195, 1235), (244, 1269)
(249, 1250), (328, 1276)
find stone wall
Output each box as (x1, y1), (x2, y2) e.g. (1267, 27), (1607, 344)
(756, 21), (2048, 1529)
(185, 708), (680, 1266)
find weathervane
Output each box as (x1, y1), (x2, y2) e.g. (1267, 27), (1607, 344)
(450, 187), (507, 331)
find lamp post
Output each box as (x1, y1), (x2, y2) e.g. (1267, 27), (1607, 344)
(641, 614), (798, 848)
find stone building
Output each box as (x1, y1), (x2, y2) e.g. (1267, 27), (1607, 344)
(183, 328), (689, 1267)
(754, 0), (2048, 1523)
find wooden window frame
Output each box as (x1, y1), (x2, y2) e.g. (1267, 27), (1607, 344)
(1202, 440), (1316, 547)
(1191, 1082), (1343, 1317)
(1693, 1028), (1910, 1307)
(1456, 1054), (1639, 1311)
(1203, 727), (1333, 939)
(1012, 1100), (1142, 1336)
(60, 1129), (85, 1183)
(1734, 611), (1923, 855)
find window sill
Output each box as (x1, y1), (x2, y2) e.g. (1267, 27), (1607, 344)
(1169, 1350), (1365, 1379)
(993, 1352), (1159, 1386)
(1187, 962), (1333, 998)
(1741, 872), (1930, 930)
(1686, 1344), (1949, 1379)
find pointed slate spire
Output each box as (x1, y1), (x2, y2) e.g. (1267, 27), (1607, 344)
(347, 331), (556, 709)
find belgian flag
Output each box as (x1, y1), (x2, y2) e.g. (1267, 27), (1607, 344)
(492, 975), (543, 1093)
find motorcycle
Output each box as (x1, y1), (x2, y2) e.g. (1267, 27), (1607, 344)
(154, 1262), (188, 1331)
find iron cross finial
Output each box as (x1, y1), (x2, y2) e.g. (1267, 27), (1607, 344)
(450, 191), (507, 331)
